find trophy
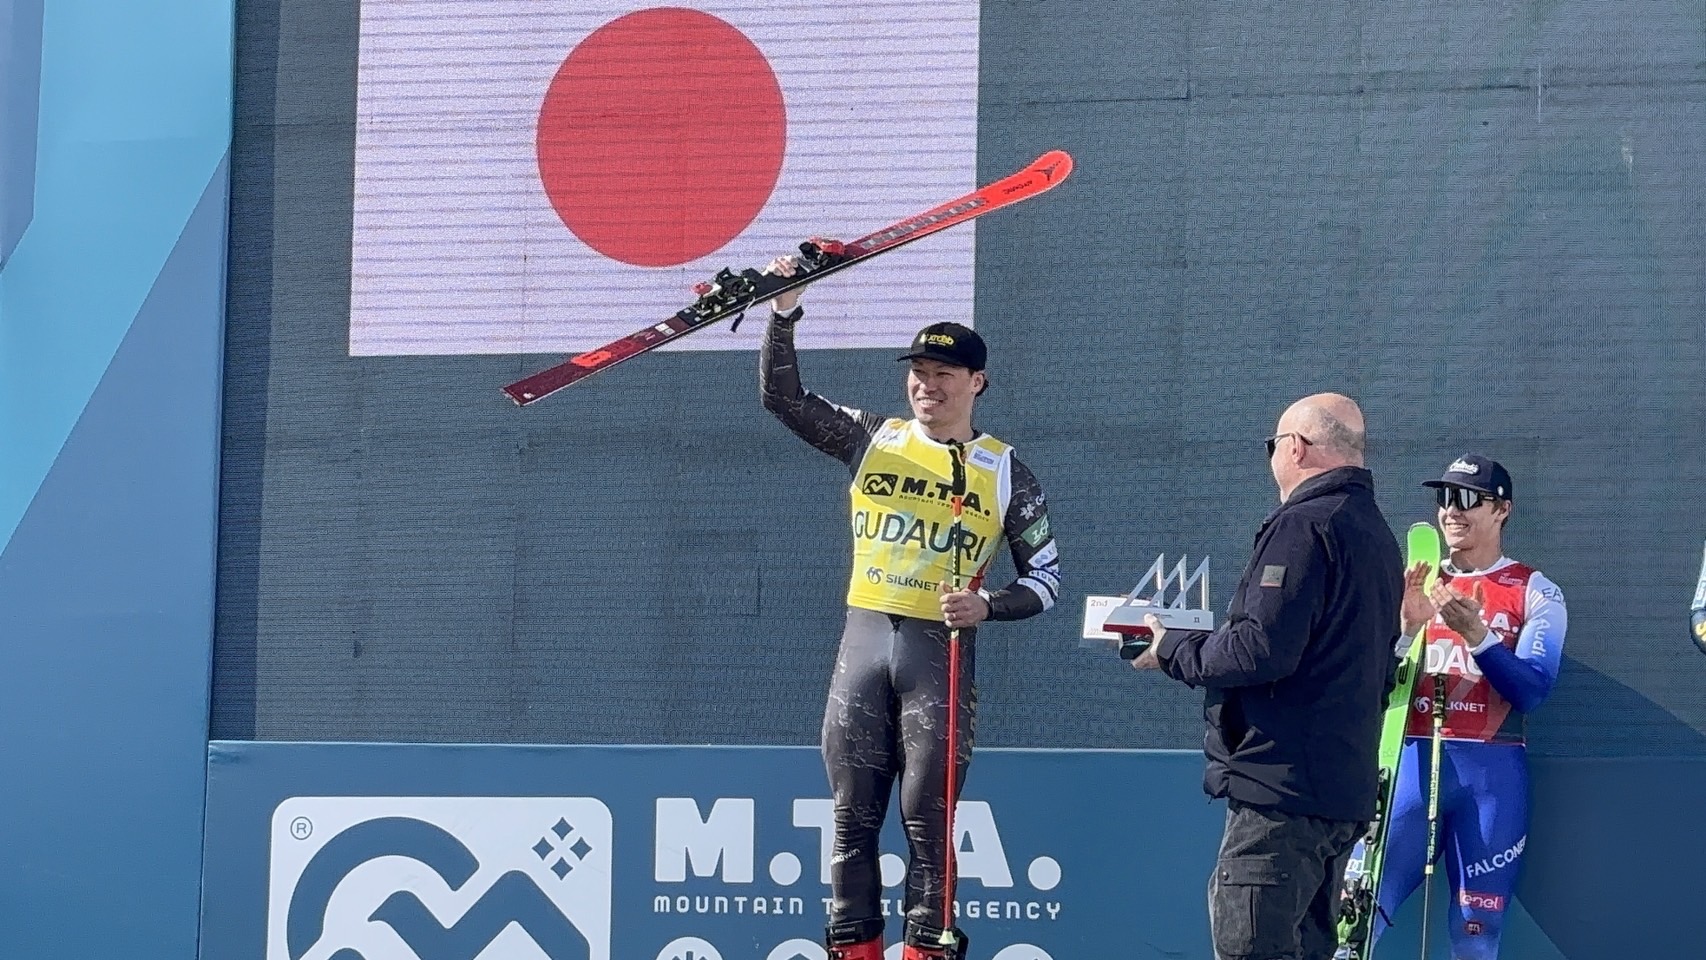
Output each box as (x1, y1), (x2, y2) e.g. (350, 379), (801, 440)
(1082, 555), (1214, 659)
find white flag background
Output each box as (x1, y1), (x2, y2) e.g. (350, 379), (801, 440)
(350, 0), (980, 357)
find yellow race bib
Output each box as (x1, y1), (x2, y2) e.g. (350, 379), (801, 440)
(845, 420), (1011, 620)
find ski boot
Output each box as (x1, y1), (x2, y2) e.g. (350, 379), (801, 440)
(902, 920), (969, 960)
(826, 920), (883, 960)
(900, 937), (969, 960)
(828, 942), (882, 960)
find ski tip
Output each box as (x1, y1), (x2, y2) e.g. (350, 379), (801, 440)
(1407, 521), (1441, 544)
(501, 385), (536, 407)
(1029, 149), (1075, 187)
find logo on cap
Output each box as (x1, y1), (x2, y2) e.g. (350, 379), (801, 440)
(1449, 458), (1480, 475)
(898, 321), (986, 371)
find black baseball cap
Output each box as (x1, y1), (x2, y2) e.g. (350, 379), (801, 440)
(1422, 454), (1514, 500)
(896, 322), (987, 371)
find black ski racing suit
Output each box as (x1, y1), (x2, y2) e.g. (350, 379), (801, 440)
(761, 308), (1061, 948)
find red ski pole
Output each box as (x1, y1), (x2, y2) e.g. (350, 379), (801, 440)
(940, 441), (968, 957)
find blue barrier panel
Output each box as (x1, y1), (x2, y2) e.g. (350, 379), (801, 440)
(204, 744), (1695, 959)
(0, 0), (42, 263)
(0, 164), (230, 957)
(203, 743), (1226, 959)
(0, 0), (233, 955)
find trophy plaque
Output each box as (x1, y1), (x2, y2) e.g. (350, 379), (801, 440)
(1083, 555), (1213, 659)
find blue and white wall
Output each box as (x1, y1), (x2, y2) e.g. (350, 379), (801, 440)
(197, 743), (1702, 960)
(0, 1), (234, 956)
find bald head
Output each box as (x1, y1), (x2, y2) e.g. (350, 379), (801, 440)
(1270, 393), (1367, 500)
(1281, 393), (1366, 467)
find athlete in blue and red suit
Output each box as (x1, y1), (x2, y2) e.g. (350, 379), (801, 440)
(1375, 455), (1566, 959)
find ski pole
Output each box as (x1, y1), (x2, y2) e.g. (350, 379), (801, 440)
(1420, 672), (1446, 960)
(940, 441), (967, 956)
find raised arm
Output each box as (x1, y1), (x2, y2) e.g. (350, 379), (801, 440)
(760, 308), (885, 466)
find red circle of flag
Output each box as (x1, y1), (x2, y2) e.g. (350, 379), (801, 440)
(536, 7), (788, 268)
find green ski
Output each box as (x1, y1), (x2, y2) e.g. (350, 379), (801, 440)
(1335, 521), (1440, 960)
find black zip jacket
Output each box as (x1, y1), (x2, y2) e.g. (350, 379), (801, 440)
(1156, 466), (1403, 822)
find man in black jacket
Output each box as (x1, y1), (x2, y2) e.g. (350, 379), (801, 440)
(1132, 392), (1403, 960)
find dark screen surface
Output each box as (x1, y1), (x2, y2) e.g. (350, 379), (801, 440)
(215, 1), (1706, 756)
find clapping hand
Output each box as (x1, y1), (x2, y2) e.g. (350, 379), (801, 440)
(1428, 580), (1489, 647)
(1401, 561), (1436, 636)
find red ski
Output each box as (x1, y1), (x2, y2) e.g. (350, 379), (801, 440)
(502, 150), (1073, 405)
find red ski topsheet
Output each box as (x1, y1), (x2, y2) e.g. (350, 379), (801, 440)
(503, 150), (1073, 405)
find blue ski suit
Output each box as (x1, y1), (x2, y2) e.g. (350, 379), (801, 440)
(1375, 557), (1566, 960)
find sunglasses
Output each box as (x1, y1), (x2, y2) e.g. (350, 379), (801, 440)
(1265, 433), (1314, 457)
(1435, 486), (1496, 511)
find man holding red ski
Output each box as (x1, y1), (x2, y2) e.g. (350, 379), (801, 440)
(1374, 455), (1567, 960)
(758, 258), (1061, 960)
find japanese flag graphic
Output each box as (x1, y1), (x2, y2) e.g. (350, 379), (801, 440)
(350, 1), (980, 357)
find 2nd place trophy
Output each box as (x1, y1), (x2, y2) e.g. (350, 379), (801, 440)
(1081, 555), (1213, 659)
